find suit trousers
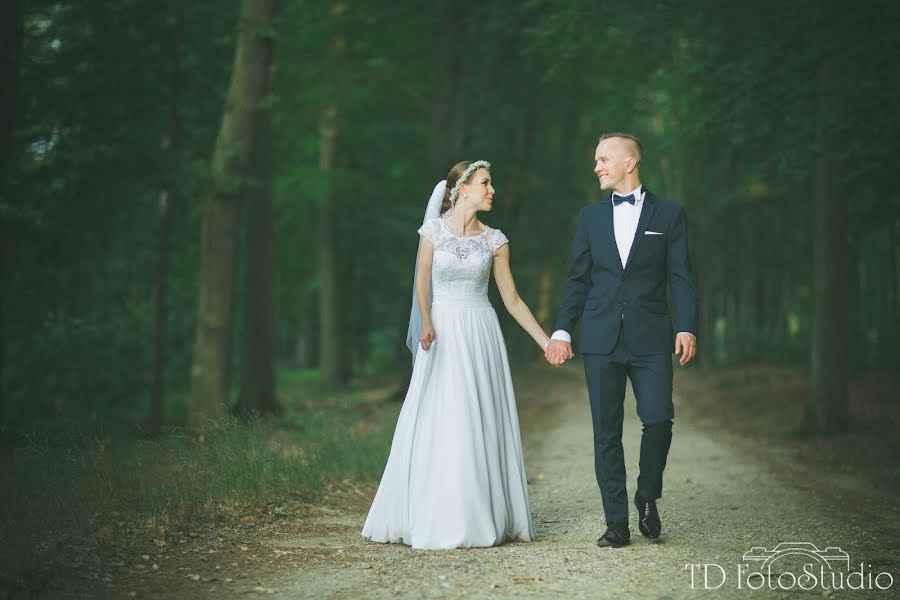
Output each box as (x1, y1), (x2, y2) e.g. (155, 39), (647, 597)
(582, 327), (673, 528)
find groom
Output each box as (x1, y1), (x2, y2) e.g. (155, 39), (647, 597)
(545, 133), (698, 548)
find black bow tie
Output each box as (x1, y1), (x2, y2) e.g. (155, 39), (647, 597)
(613, 193), (636, 206)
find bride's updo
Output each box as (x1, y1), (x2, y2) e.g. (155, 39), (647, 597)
(441, 161), (484, 213)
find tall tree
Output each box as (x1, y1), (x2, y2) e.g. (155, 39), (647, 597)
(889, 216), (899, 345)
(190, 0), (278, 422)
(0, 0), (21, 175)
(150, 4), (184, 430)
(426, 0), (467, 180)
(317, 103), (340, 385)
(805, 58), (849, 432)
(0, 0), (23, 418)
(237, 51), (279, 416)
(317, 5), (347, 387)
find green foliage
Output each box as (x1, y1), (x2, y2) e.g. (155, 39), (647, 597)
(1, 0), (898, 429)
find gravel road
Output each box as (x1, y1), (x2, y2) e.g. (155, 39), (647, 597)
(246, 364), (898, 599)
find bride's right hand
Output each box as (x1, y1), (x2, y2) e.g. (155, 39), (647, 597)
(419, 321), (436, 351)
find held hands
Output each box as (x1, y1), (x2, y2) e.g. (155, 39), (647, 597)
(545, 339), (574, 367)
(419, 321), (436, 351)
(675, 332), (696, 366)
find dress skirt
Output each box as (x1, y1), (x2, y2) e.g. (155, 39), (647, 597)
(361, 296), (536, 550)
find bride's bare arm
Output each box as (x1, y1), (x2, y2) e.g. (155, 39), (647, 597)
(415, 239), (436, 351)
(492, 244), (551, 351)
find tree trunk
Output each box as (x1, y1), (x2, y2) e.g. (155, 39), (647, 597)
(0, 0), (23, 418)
(847, 235), (862, 361)
(888, 213), (899, 351)
(222, 237), (241, 395)
(535, 264), (553, 328)
(754, 212), (766, 338)
(150, 6), (183, 431)
(317, 104), (341, 386)
(780, 270), (792, 337)
(0, 0), (21, 173)
(294, 291), (313, 368)
(805, 150), (849, 431)
(805, 61), (849, 433)
(151, 193), (173, 427)
(190, 0), (277, 423)
(696, 263), (715, 368)
(237, 56), (279, 417)
(427, 0), (466, 179)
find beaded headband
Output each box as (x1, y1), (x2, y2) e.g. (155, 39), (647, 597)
(448, 160), (491, 209)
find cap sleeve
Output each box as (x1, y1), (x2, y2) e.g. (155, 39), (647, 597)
(417, 218), (442, 246)
(490, 228), (509, 253)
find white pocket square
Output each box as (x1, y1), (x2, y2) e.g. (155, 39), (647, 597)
(645, 231), (663, 235)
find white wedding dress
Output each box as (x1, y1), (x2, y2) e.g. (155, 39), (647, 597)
(362, 217), (536, 550)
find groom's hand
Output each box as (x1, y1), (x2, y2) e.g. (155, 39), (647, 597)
(545, 340), (574, 367)
(675, 333), (696, 366)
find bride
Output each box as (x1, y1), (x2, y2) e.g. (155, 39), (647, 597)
(362, 160), (567, 550)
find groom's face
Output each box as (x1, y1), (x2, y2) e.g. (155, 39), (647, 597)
(594, 139), (627, 191)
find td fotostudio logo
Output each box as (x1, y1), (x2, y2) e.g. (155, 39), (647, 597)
(684, 542), (895, 591)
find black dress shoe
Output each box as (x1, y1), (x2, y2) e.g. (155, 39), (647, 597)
(634, 493), (661, 540)
(596, 525), (631, 547)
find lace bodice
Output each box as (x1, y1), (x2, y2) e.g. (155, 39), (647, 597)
(418, 217), (509, 300)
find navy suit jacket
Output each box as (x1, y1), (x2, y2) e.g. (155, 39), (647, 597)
(554, 188), (698, 355)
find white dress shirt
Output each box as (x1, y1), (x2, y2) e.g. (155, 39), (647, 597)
(551, 185), (694, 344)
(612, 185), (645, 268)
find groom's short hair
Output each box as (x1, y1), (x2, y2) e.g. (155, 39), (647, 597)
(598, 132), (642, 163)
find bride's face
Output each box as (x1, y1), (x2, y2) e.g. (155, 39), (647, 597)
(461, 168), (495, 212)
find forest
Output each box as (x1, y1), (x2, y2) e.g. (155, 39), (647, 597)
(0, 0), (898, 594)
(3, 0), (897, 429)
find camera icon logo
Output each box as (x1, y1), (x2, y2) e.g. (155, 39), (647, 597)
(742, 542), (850, 572)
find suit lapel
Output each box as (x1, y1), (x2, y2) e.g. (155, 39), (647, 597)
(598, 197), (624, 274)
(623, 188), (657, 274)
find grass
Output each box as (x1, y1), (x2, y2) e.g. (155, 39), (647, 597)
(0, 377), (399, 592)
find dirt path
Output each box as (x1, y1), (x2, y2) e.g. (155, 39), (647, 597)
(225, 364), (897, 599)
(88, 364), (898, 599)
